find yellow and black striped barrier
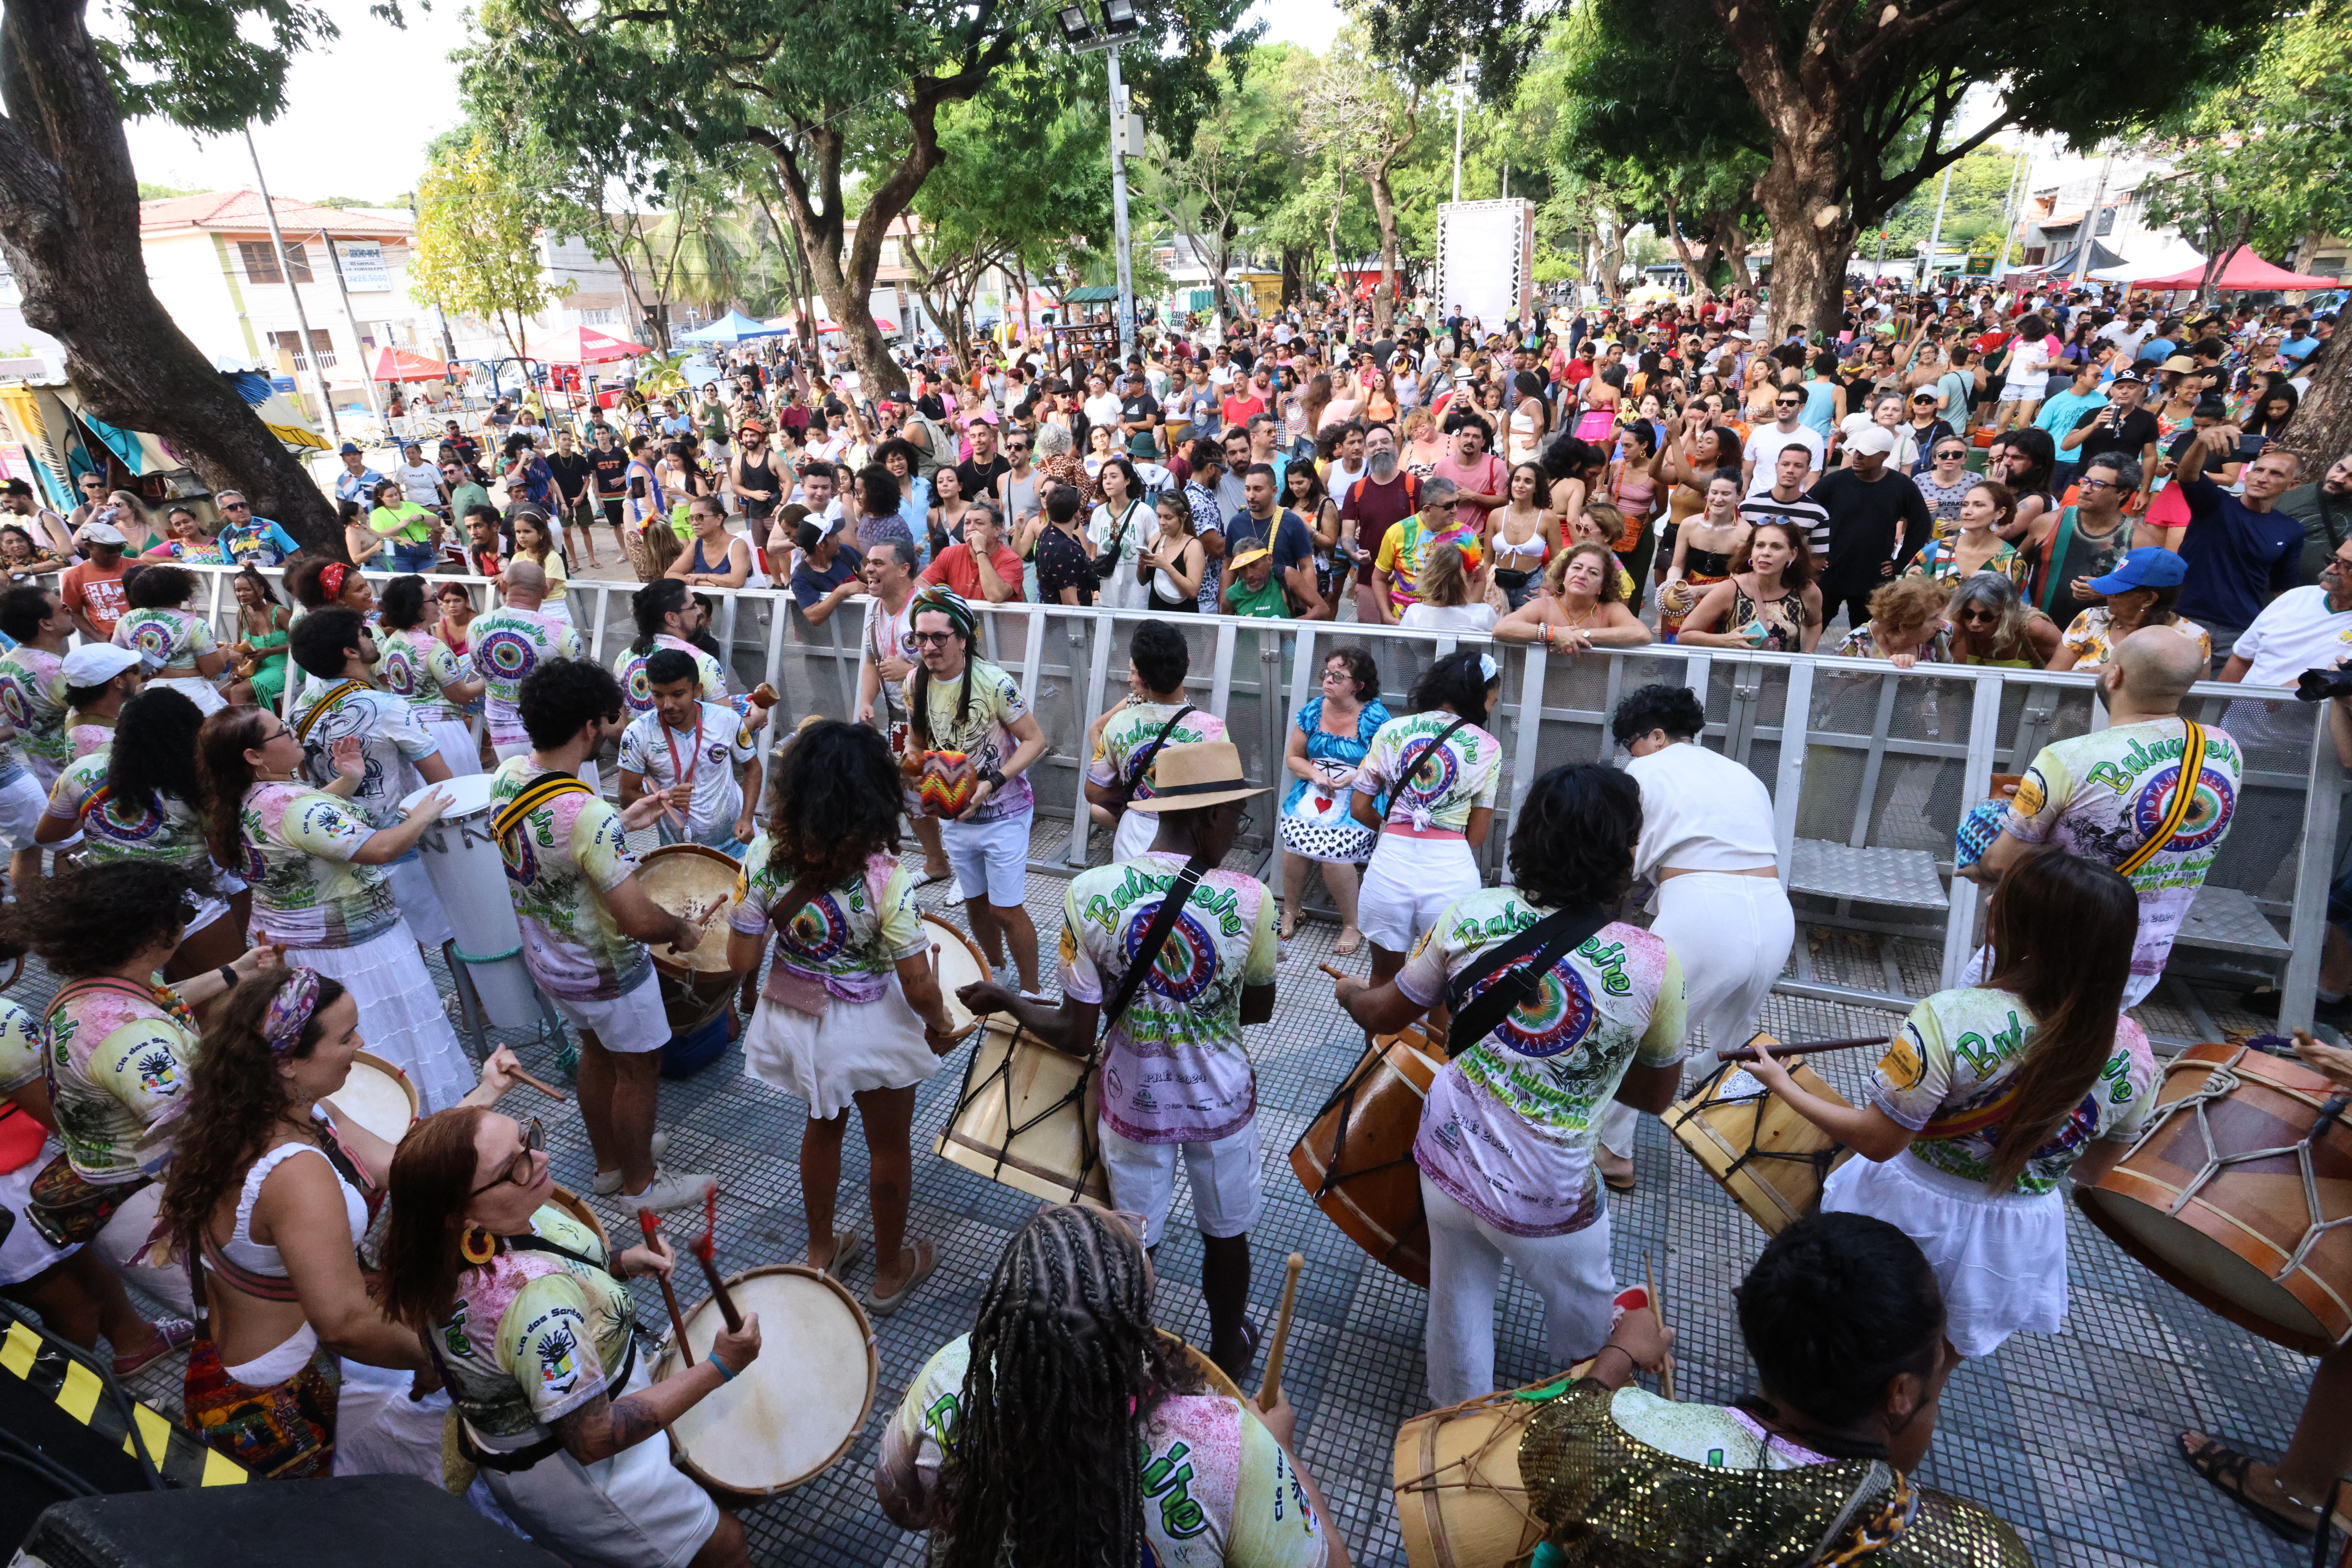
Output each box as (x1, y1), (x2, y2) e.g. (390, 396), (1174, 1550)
(0, 1318), (245, 1487)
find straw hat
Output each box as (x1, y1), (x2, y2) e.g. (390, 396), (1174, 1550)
(1127, 740), (1269, 812)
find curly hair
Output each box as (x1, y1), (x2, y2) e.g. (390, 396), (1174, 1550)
(936, 1206), (1202, 1568)
(1408, 647), (1498, 724)
(107, 688), (206, 824)
(125, 562), (195, 610)
(1507, 763), (1639, 911)
(1609, 682), (1706, 748)
(1865, 575), (1950, 637)
(1, 859), (216, 976)
(764, 720), (902, 890)
(156, 968), (351, 1253)
(377, 574), (430, 634)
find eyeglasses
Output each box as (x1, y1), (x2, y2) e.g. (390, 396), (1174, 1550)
(257, 722), (296, 746)
(470, 1118), (545, 1195)
(2078, 478), (2120, 491)
(222, 501), (251, 511)
(910, 629), (957, 646)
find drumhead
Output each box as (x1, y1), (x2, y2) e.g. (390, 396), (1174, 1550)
(402, 772), (498, 824)
(659, 1266), (876, 1495)
(640, 846), (742, 974)
(922, 915), (991, 1036)
(324, 1051), (418, 1146)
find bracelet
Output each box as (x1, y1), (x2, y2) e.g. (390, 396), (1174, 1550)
(1591, 1343), (1636, 1377)
(217, 965), (238, 992)
(711, 1357), (738, 1384)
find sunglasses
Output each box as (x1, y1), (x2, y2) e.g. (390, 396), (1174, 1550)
(222, 501), (252, 511)
(910, 629), (957, 646)
(1936, 449), (1967, 460)
(470, 1117), (545, 1195)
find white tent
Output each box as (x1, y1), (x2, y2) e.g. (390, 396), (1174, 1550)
(2090, 241), (2205, 284)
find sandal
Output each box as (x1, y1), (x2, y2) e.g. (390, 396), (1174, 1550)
(113, 1316), (195, 1378)
(2178, 1431), (2318, 1544)
(810, 1229), (864, 1278)
(1279, 908), (1298, 941)
(1334, 927), (1362, 958)
(865, 1240), (936, 1317)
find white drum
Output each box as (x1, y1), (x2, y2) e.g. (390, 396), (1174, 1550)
(323, 1050), (419, 1146)
(922, 914), (991, 1041)
(401, 775), (537, 1029)
(654, 1265), (877, 1497)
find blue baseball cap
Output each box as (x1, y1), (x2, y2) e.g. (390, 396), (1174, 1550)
(2087, 546), (2187, 595)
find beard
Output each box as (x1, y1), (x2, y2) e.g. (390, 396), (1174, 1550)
(1367, 450), (1399, 479)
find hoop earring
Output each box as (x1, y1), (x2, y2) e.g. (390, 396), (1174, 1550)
(460, 1226), (497, 1266)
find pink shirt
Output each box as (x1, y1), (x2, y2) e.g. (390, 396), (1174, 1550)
(1433, 452), (1506, 528)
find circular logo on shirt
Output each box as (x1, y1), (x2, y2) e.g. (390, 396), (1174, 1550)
(128, 620), (175, 663)
(380, 641), (418, 697)
(1400, 739), (1459, 805)
(1463, 957), (1597, 1058)
(784, 894), (852, 962)
(620, 656), (654, 711)
(499, 828), (538, 887)
(476, 627), (540, 682)
(2132, 763), (2236, 856)
(0, 681), (30, 729)
(97, 797), (166, 844)
(1121, 901), (1219, 1006)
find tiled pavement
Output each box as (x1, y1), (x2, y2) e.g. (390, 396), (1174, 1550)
(19, 822), (2326, 1568)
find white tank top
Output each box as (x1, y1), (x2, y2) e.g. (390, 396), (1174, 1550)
(216, 1133), (369, 1278)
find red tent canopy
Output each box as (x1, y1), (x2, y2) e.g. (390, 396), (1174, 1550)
(366, 346), (449, 382)
(527, 325), (650, 364)
(2133, 247), (2338, 292)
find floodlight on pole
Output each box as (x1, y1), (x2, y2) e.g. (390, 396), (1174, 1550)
(1056, 2), (1138, 358)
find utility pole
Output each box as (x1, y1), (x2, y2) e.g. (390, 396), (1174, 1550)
(1992, 143), (2033, 281)
(2070, 145), (2116, 290)
(1106, 45), (1138, 360)
(1922, 162), (1954, 291)
(1451, 55), (1466, 203)
(246, 130), (339, 442)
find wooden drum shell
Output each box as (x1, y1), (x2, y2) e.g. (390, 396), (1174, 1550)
(1290, 1024), (1448, 1288)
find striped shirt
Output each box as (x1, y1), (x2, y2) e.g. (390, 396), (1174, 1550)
(1738, 490), (1833, 560)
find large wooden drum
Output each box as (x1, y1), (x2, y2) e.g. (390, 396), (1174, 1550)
(936, 1022), (1112, 1208)
(1290, 1023), (1448, 1287)
(322, 1051), (419, 1147)
(639, 844), (744, 1035)
(2077, 1041), (2352, 1355)
(1392, 1368), (1593, 1568)
(1665, 1041), (1853, 1236)
(653, 1265), (878, 1497)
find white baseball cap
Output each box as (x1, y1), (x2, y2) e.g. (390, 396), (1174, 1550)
(62, 643), (140, 685)
(1847, 426), (1897, 458)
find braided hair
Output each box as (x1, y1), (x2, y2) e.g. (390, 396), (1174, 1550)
(937, 1206), (1203, 1568)
(907, 585), (978, 749)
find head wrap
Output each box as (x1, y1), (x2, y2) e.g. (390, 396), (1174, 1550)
(319, 562), (348, 603)
(261, 969), (322, 1052)
(1477, 653), (1500, 685)
(908, 584), (976, 641)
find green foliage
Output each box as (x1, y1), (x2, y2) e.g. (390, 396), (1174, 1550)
(914, 68), (1114, 283)
(408, 130), (576, 359)
(94, 0), (339, 132)
(135, 181), (207, 200)
(1876, 149), (2021, 256)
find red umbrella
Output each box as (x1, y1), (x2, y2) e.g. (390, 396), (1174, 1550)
(365, 346), (450, 382)
(528, 325), (651, 364)
(2131, 247), (2338, 292)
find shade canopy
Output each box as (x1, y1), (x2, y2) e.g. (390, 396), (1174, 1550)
(365, 346), (450, 382)
(2088, 241), (2206, 284)
(2130, 247), (2337, 292)
(678, 310), (788, 344)
(528, 325), (650, 363)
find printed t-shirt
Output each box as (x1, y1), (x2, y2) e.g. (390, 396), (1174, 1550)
(1059, 851), (1279, 1145)
(381, 627), (469, 722)
(1339, 471), (1420, 567)
(490, 757), (649, 1001)
(1373, 516), (1481, 615)
(1226, 572), (1289, 618)
(291, 683), (441, 830)
(899, 657), (1035, 825)
(238, 781), (401, 948)
(111, 607), (215, 671)
(0, 645), (71, 771)
(1867, 986), (2155, 1195)
(434, 1202), (635, 1441)
(42, 752), (210, 865)
(730, 839), (924, 1003)
(879, 1332), (1326, 1568)
(618, 700), (755, 840)
(612, 633), (730, 717)
(1087, 702), (1230, 808)
(214, 516), (303, 567)
(0, 997), (40, 1095)
(66, 715), (113, 759)
(43, 978), (201, 1181)
(2058, 609), (2210, 672)
(1352, 710), (1501, 834)
(59, 561), (128, 637)
(2001, 718), (2241, 999)
(469, 607), (582, 750)
(1398, 896), (1683, 1235)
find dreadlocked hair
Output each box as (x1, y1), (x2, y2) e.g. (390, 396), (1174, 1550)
(908, 622), (976, 749)
(936, 1206), (1203, 1568)
(764, 719), (901, 889)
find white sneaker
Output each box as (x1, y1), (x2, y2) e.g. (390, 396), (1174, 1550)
(622, 1166), (716, 1213)
(591, 1131), (671, 1195)
(948, 878), (968, 904)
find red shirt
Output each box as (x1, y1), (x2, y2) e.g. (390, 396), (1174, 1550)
(920, 542), (1026, 601)
(1219, 392), (1266, 429)
(59, 560), (128, 637)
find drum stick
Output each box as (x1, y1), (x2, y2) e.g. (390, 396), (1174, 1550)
(694, 1187), (744, 1334)
(1645, 1250), (1675, 1403)
(1714, 1034), (1891, 1062)
(1319, 962), (1352, 983)
(637, 1210), (695, 1368)
(1257, 1252), (1305, 1409)
(510, 1065), (567, 1102)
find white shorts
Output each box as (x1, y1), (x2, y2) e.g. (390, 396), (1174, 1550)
(1358, 832), (1481, 953)
(547, 968), (670, 1055)
(1996, 380), (2041, 403)
(0, 770), (45, 854)
(479, 1359), (720, 1568)
(941, 807), (1032, 909)
(1113, 807), (1158, 863)
(0, 1144), (75, 1287)
(1100, 1119), (1262, 1245)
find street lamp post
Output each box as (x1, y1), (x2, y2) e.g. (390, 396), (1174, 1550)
(1059, 2), (1143, 360)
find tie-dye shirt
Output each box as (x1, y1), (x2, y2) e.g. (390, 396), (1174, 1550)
(42, 750), (210, 865)
(729, 839), (924, 1004)
(237, 781), (401, 948)
(381, 627), (471, 723)
(43, 977), (200, 1181)
(111, 606), (215, 671)
(1399, 892), (1685, 1236)
(0, 997), (43, 1094)
(1059, 851), (1279, 1144)
(490, 757), (649, 1001)
(1086, 701), (1229, 807)
(434, 1202), (636, 1442)
(0, 644), (69, 771)
(468, 607), (582, 750)
(611, 634), (731, 716)
(1353, 710), (1502, 834)
(899, 657), (1035, 824)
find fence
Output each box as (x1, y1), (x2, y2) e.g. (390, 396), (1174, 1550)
(155, 561), (2348, 1038)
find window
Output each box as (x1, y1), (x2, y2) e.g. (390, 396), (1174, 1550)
(266, 328), (337, 373)
(578, 308), (617, 326)
(2022, 247), (2047, 267)
(240, 240), (313, 285)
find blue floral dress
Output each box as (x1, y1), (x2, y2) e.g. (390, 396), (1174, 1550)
(1278, 696), (1391, 863)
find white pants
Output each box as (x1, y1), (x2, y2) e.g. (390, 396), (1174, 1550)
(1113, 806), (1158, 863)
(1422, 1173), (1615, 1409)
(0, 770), (45, 854)
(92, 1181), (193, 1315)
(1100, 1120), (1262, 1246)
(1600, 872), (1794, 1160)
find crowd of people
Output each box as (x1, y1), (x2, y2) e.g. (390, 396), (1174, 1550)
(0, 275), (2339, 1567)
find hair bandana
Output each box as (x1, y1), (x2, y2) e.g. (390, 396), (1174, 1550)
(261, 969), (321, 1052)
(319, 562), (347, 603)
(1478, 653), (1499, 684)
(908, 584), (976, 640)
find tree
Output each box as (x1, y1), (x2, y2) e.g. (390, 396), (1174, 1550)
(409, 130), (575, 362)
(1300, 38), (1423, 330)
(469, 0), (1251, 398)
(1139, 52), (1294, 329)
(0, 0), (344, 549)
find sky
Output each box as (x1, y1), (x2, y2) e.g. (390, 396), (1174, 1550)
(122, 0), (1349, 207)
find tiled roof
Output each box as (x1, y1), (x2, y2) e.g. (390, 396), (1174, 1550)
(139, 190), (413, 238)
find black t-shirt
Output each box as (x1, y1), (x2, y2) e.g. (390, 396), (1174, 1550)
(1810, 467), (1935, 586)
(546, 451), (591, 503)
(588, 450), (630, 497)
(2069, 405), (2160, 467)
(1120, 392), (1161, 430)
(957, 455), (1011, 499)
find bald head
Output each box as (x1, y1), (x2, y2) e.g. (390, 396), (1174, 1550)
(2113, 626), (2206, 708)
(502, 560), (548, 606)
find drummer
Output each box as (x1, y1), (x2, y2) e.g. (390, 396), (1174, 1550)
(613, 578), (763, 733)
(288, 607), (459, 954)
(1594, 683), (1794, 1195)
(1084, 619), (1226, 863)
(375, 575), (486, 777)
(725, 719), (958, 1313)
(876, 1204), (1343, 1568)
(1520, 1211), (2028, 1563)
(376, 1107), (760, 1568)
(61, 642), (142, 759)
(467, 561), (582, 767)
(1743, 848), (2153, 1359)
(493, 658), (714, 1213)
(962, 740), (1279, 1381)
(617, 650), (761, 853)
(1336, 763), (1686, 1408)
(853, 540), (953, 889)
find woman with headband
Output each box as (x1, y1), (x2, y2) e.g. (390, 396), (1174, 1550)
(156, 968), (524, 1479)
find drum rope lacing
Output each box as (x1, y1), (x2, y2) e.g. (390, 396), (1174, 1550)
(1669, 1062), (1845, 1223)
(954, 1020), (1104, 1204)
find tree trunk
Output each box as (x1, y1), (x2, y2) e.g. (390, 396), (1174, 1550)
(1279, 245), (1303, 306)
(1368, 165), (1399, 332)
(1751, 131), (1857, 341)
(0, 0), (340, 551)
(1661, 190), (1707, 302)
(1721, 219), (1752, 299)
(2283, 332), (2350, 479)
